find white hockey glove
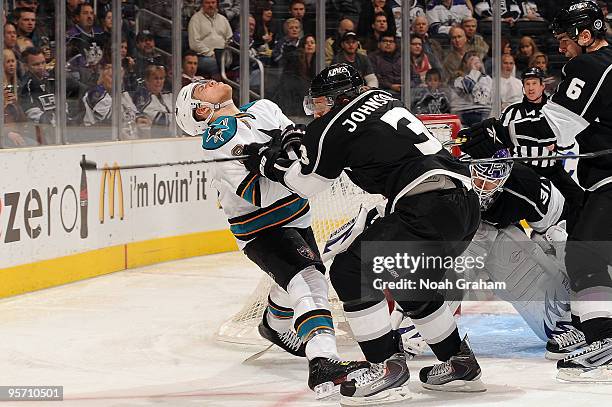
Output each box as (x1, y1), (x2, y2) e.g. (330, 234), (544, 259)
(321, 202), (386, 263)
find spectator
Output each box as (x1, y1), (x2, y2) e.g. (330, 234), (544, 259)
(427, 0), (472, 36)
(332, 31), (378, 88)
(368, 34), (401, 98)
(450, 50), (492, 126)
(82, 60), (148, 139)
(188, 0), (233, 78)
(16, 36), (34, 53)
(517, 1), (545, 21)
(528, 52), (558, 95)
(3, 48), (32, 147)
(361, 12), (391, 53)
(473, 0), (520, 25)
(134, 31), (167, 81)
(131, 65), (173, 138)
(443, 26), (468, 83)
(412, 68), (451, 114)
(358, 0), (396, 38)
(67, 0), (85, 30)
(66, 3), (106, 86)
(276, 34), (317, 115)
(219, 0), (240, 28)
(288, 0), (315, 36)
(99, 9), (112, 45)
(411, 16), (443, 74)
(12, 7), (44, 47)
(19, 47), (55, 144)
(410, 36), (431, 86)
(389, 0), (426, 36)
(15, 0), (51, 39)
(253, 3), (280, 61)
(462, 17), (488, 60)
(500, 54), (522, 110)
(484, 36), (513, 75)
(514, 35), (539, 75)
(182, 51), (204, 87)
(325, 17), (366, 66)
(272, 18), (302, 65)
(4, 23), (21, 61)
(121, 39), (139, 92)
(225, 15), (263, 90)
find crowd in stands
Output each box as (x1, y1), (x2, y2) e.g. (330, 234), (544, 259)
(3, 0), (612, 146)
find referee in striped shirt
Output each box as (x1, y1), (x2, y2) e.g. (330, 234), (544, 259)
(500, 67), (584, 229)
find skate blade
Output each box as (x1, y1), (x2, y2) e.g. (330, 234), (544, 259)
(314, 368), (369, 400)
(242, 344), (273, 364)
(422, 378), (486, 393)
(556, 366), (612, 383)
(545, 350), (569, 361)
(339, 385), (412, 406)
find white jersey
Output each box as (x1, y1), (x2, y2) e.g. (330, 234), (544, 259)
(201, 99), (311, 248)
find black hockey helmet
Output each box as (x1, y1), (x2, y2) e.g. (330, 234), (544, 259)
(303, 63), (365, 116)
(521, 67), (546, 82)
(551, 1), (606, 41)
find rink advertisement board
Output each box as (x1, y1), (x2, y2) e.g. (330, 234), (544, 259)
(0, 138), (236, 295)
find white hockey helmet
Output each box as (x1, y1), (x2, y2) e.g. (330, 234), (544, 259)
(175, 81), (233, 136)
(470, 149), (514, 209)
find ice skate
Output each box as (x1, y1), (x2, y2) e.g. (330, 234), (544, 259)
(339, 353), (411, 406)
(557, 338), (612, 383)
(257, 310), (305, 357)
(308, 357), (370, 399)
(546, 327), (587, 360)
(419, 336), (486, 392)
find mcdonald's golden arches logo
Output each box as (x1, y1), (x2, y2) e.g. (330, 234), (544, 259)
(99, 163), (125, 223)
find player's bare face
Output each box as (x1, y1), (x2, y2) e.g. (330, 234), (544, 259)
(523, 78), (545, 102)
(193, 80), (232, 104)
(312, 96), (332, 118)
(556, 34), (581, 59)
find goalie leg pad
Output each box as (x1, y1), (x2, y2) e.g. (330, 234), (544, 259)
(485, 225), (571, 341)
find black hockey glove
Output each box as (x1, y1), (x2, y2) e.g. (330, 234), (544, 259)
(458, 118), (508, 158)
(458, 117), (505, 143)
(243, 140), (296, 184)
(279, 124), (306, 153)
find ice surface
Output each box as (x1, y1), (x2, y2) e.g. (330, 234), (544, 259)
(0, 252), (610, 406)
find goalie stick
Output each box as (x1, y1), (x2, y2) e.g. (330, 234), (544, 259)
(80, 155), (249, 171)
(464, 148), (612, 164)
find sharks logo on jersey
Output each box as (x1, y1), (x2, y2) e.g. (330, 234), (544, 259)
(202, 116), (238, 150)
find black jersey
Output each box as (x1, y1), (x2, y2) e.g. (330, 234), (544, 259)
(298, 90), (471, 209)
(518, 46), (612, 190)
(482, 163), (565, 232)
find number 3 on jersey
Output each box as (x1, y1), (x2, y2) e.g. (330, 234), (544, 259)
(380, 107), (443, 155)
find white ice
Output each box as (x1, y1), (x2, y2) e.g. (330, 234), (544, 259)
(1, 252), (610, 406)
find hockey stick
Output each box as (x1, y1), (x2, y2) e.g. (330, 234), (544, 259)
(463, 148), (612, 164)
(80, 155), (249, 171)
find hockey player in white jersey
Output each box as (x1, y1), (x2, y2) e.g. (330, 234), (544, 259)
(174, 80), (369, 398)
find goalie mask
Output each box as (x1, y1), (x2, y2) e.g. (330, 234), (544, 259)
(175, 81), (233, 136)
(303, 63), (365, 116)
(470, 149), (514, 209)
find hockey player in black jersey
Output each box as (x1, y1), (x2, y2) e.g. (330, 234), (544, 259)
(461, 1), (612, 382)
(244, 63), (484, 404)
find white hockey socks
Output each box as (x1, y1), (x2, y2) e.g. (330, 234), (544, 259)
(287, 266), (340, 360)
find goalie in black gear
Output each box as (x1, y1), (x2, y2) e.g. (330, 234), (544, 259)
(244, 63), (485, 404)
(460, 1), (612, 382)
